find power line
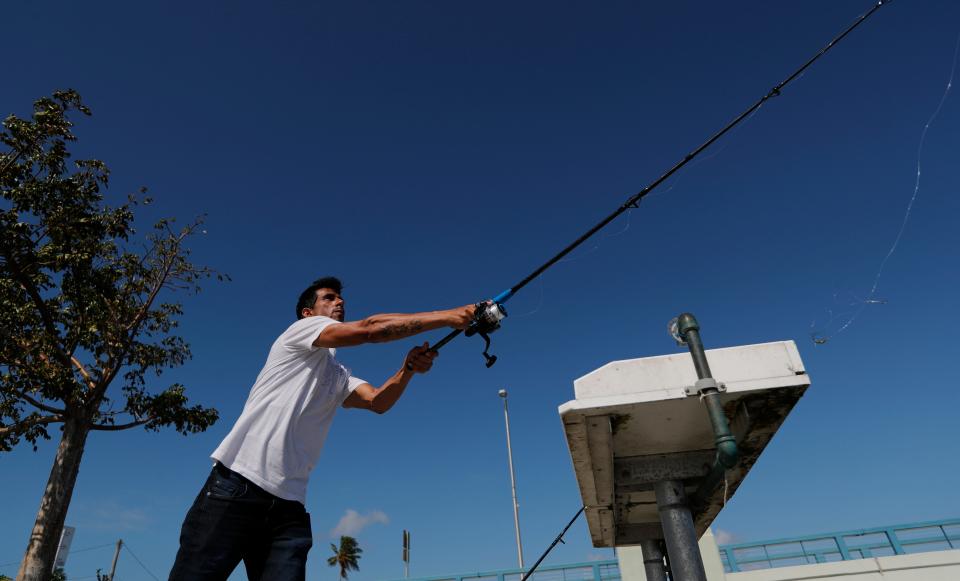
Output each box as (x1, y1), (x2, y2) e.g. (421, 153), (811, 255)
(71, 543), (120, 556)
(122, 542), (162, 581)
(0, 543), (116, 569)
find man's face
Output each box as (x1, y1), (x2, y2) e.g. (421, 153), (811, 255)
(303, 288), (345, 321)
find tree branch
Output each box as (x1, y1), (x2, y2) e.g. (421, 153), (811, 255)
(71, 356), (96, 390)
(99, 229), (188, 396)
(89, 417), (152, 431)
(15, 389), (66, 415)
(0, 244), (68, 365)
(0, 147), (24, 177)
(0, 414), (64, 436)
(126, 232), (184, 335)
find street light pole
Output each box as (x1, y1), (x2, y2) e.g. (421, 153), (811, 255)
(499, 388), (524, 568)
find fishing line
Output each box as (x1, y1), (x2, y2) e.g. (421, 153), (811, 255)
(543, 200), (635, 267)
(650, 103), (768, 203)
(425, 0), (893, 366)
(557, 242), (602, 265)
(812, 27), (959, 345)
(510, 275), (545, 319)
(603, 207), (633, 237)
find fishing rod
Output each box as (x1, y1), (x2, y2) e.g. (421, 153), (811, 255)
(520, 506), (585, 581)
(428, 0), (894, 367)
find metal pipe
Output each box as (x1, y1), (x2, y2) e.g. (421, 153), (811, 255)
(639, 540), (668, 581)
(676, 314), (712, 379)
(655, 481), (707, 581)
(675, 314), (739, 504)
(499, 389), (525, 568)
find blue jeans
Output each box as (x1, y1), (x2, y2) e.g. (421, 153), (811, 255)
(169, 464), (313, 581)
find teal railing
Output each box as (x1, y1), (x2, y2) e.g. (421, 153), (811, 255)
(718, 517), (960, 572)
(391, 517), (960, 580)
(388, 560), (620, 581)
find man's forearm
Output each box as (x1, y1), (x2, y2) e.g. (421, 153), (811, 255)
(367, 367), (414, 414)
(315, 305), (474, 348)
(360, 311), (458, 343)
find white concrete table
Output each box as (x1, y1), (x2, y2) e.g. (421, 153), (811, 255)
(559, 341), (810, 547)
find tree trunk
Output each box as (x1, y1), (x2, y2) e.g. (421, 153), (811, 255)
(16, 414), (91, 581)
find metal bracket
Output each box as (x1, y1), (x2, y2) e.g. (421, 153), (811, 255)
(684, 378), (726, 397)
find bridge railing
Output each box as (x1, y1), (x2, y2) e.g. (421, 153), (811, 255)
(390, 559), (620, 581)
(718, 517), (960, 572)
(389, 518), (960, 579)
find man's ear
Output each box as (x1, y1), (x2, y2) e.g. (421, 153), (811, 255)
(301, 308), (313, 318)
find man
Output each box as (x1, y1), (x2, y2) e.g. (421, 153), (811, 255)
(169, 276), (475, 580)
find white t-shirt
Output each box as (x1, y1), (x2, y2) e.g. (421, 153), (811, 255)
(211, 316), (366, 504)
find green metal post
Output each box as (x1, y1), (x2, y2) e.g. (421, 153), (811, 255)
(675, 313), (739, 504)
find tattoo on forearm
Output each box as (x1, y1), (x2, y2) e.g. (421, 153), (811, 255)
(373, 320), (424, 340)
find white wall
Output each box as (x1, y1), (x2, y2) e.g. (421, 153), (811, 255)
(616, 530), (960, 581)
(726, 549), (960, 581)
(617, 529), (728, 581)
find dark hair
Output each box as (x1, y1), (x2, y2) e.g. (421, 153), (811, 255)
(295, 276), (343, 320)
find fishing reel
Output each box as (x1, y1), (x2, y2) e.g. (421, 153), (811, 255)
(406, 300), (508, 371)
(465, 301), (507, 367)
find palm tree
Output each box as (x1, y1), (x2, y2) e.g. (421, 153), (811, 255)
(328, 535), (363, 579)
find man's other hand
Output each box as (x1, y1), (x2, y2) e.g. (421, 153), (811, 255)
(404, 342), (437, 373)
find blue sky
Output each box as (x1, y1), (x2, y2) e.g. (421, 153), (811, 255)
(2, 0), (959, 579)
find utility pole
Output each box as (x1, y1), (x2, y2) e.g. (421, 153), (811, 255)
(498, 388), (524, 568)
(107, 539), (122, 581)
